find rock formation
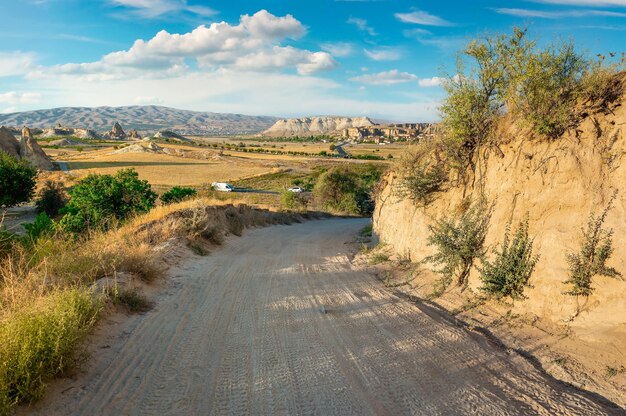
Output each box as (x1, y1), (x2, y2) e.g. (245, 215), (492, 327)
(108, 122), (127, 139)
(152, 130), (191, 142)
(41, 126), (99, 139)
(263, 116), (375, 137)
(128, 129), (142, 139)
(0, 126), (20, 158)
(19, 127), (54, 170)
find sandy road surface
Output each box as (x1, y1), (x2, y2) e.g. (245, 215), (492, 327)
(26, 218), (622, 415)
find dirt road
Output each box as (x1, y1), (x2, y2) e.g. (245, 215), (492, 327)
(27, 218), (622, 415)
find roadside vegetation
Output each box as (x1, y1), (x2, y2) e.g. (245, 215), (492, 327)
(399, 28), (624, 206)
(479, 217), (539, 300)
(393, 27), (624, 297)
(426, 200), (492, 292)
(564, 192), (621, 297)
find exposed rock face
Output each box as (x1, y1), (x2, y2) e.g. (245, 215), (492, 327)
(41, 126), (99, 139)
(20, 126), (54, 170)
(152, 130), (191, 142)
(0, 126), (20, 158)
(128, 129), (142, 139)
(110, 142), (162, 155)
(264, 116), (375, 137)
(48, 138), (81, 147)
(108, 122), (127, 139)
(374, 97), (626, 355)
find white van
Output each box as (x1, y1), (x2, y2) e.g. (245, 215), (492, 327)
(212, 182), (235, 192)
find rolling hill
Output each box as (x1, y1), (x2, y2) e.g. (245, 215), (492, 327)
(0, 106), (279, 136)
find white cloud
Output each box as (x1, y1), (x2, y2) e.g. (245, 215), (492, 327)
(347, 17), (377, 36)
(364, 47), (402, 61)
(395, 10), (453, 26)
(22, 70), (439, 121)
(1, 107), (18, 114)
(350, 71), (445, 87)
(494, 8), (626, 18)
(418, 77), (445, 87)
(320, 42), (355, 57)
(34, 10), (335, 78)
(134, 96), (164, 104)
(0, 51), (37, 77)
(0, 91), (42, 104)
(350, 70), (417, 85)
(110, 0), (217, 18)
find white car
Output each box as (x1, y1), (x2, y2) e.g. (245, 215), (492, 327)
(212, 182), (235, 192)
(287, 187), (304, 193)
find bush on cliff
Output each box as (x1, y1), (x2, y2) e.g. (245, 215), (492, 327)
(479, 217), (539, 300)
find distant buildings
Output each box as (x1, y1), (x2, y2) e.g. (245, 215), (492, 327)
(341, 123), (440, 143)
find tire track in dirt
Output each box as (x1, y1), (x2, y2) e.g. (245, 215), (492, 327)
(23, 218), (624, 415)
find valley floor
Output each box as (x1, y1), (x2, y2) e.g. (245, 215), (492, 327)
(20, 218), (623, 415)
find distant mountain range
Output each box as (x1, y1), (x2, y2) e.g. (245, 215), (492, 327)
(0, 106), (279, 136)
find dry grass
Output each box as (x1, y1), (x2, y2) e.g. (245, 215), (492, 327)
(64, 152), (273, 187)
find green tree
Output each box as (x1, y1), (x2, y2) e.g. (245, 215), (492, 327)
(160, 186), (197, 204)
(35, 180), (67, 217)
(59, 169), (156, 233)
(0, 152), (37, 209)
(313, 166), (381, 215)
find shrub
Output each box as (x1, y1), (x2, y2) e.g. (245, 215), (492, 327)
(0, 289), (101, 413)
(512, 41), (587, 139)
(59, 169), (157, 233)
(399, 163), (447, 205)
(314, 167), (374, 215)
(281, 191), (307, 211)
(160, 186), (197, 204)
(35, 180), (67, 217)
(438, 27), (624, 179)
(426, 200), (493, 288)
(23, 213), (55, 242)
(0, 152), (37, 209)
(479, 217), (539, 300)
(564, 193), (621, 296)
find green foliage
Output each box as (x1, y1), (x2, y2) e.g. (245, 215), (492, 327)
(399, 163), (447, 205)
(512, 41), (587, 139)
(23, 213), (55, 242)
(0, 153), (37, 209)
(280, 191), (307, 211)
(359, 224), (373, 237)
(564, 193), (621, 296)
(369, 252), (389, 265)
(0, 289), (101, 413)
(160, 186), (197, 204)
(439, 27), (624, 176)
(59, 169), (156, 233)
(35, 181), (67, 217)
(479, 217), (539, 300)
(329, 144), (337, 151)
(313, 165), (382, 215)
(426, 200), (493, 288)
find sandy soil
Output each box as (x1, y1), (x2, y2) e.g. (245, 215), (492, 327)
(20, 219), (623, 415)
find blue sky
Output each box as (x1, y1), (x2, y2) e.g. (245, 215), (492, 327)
(0, 0), (625, 121)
